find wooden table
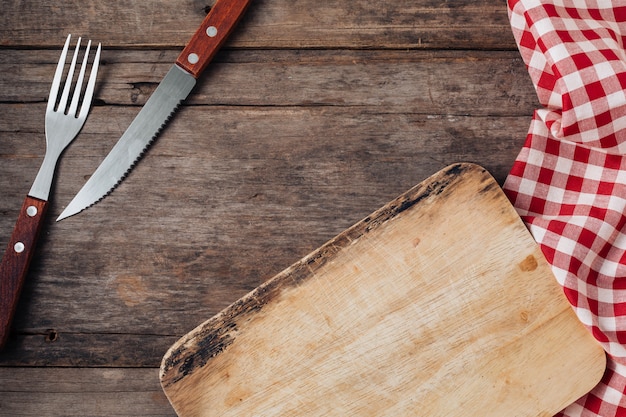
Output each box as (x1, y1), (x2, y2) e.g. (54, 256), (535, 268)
(0, 1), (538, 415)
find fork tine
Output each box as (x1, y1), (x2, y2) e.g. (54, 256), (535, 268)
(57, 37), (82, 113)
(78, 42), (101, 120)
(47, 34), (72, 113)
(68, 39), (91, 117)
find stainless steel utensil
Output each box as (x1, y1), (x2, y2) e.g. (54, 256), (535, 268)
(57, 0), (250, 220)
(0, 34), (101, 348)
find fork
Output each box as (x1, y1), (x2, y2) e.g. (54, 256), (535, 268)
(0, 34), (101, 348)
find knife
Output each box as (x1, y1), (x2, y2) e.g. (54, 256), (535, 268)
(57, 0), (251, 221)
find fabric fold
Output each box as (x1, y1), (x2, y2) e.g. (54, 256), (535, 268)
(504, 1), (626, 415)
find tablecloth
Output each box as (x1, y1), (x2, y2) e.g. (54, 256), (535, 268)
(503, 1), (626, 415)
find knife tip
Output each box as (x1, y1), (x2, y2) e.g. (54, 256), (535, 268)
(56, 208), (77, 221)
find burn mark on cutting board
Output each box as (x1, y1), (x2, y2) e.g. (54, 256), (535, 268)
(477, 179), (499, 195)
(161, 163), (491, 386)
(177, 324), (236, 380)
(162, 275), (286, 387)
(362, 163), (473, 232)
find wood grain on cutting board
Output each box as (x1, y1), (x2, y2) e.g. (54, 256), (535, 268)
(160, 163), (605, 416)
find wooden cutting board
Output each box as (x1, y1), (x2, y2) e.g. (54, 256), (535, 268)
(160, 163), (605, 416)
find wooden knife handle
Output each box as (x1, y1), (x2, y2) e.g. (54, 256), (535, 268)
(0, 196), (47, 348)
(175, 0), (252, 78)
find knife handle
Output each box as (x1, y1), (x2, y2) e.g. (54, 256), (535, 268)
(0, 196), (47, 348)
(176, 0), (252, 78)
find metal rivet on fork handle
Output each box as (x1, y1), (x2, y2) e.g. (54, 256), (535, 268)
(13, 243), (25, 254)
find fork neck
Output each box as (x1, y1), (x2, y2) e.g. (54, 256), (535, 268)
(29, 148), (62, 201)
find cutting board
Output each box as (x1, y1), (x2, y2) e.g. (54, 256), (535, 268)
(160, 163), (605, 416)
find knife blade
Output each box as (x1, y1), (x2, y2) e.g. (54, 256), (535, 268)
(57, 0), (251, 221)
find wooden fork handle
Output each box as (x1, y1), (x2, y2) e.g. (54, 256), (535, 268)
(0, 196), (47, 348)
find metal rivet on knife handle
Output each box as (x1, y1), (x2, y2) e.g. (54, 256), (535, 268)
(188, 53), (200, 64)
(206, 26), (218, 37)
(176, 0), (251, 79)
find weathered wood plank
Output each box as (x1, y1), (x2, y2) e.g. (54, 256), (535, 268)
(1, 104), (530, 217)
(0, 3), (542, 414)
(0, 101), (532, 366)
(0, 333), (179, 367)
(0, 0), (543, 416)
(0, 0), (516, 50)
(0, 49), (537, 116)
(0, 367), (176, 416)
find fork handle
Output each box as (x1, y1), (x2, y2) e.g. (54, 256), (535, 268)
(0, 196), (48, 348)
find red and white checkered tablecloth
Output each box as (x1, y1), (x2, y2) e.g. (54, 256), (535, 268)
(503, 0), (626, 415)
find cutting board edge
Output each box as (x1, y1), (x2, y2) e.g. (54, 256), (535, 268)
(159, 162), (487, 387)
(159, 162), (606, 417)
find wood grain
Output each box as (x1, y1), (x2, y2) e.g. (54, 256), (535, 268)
(0, 0), (593, 416)
(0, 0), (515, 49)
(0, 196), (48, 348)
(160, 164), (605, 416)
(0, 49), (538, 113)
(0, 103), (534, 361)
(0, 367), (176, 417)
